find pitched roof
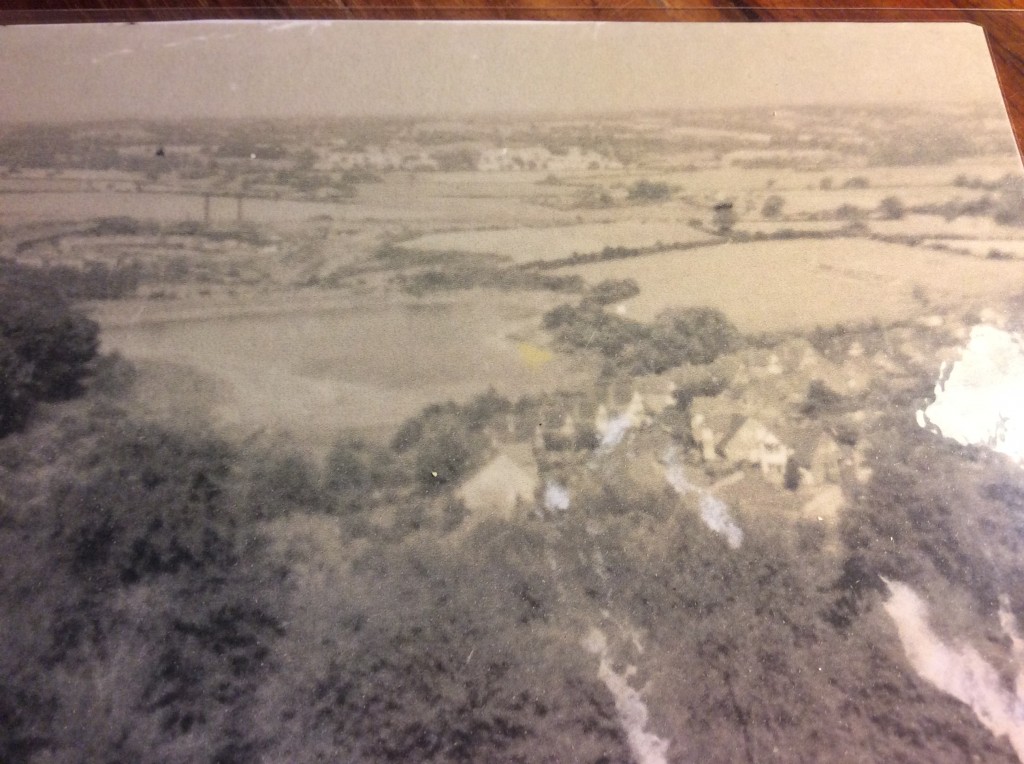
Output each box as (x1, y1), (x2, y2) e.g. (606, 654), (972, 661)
(457, 448), (539, 516)
(772, 423), (839, 467)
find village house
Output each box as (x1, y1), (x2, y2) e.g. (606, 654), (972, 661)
(476, 145), (622, 173)
(594, 380), (650, 446)
(736, 340), (849, 395)
(533, 393), (600, 452)
(777, 425), (844, 486)
(456, 443), (539, 520)
(689, 395), (745, 462)
(632, 375), (678, 416)
(719, 418), (791, 483)
(689, 392), (843, 486)
(314, 142), (440, 172)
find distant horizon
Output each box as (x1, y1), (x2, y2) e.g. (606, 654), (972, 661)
(0, 99), (1007, 129)
(0, 22), (1011, 123)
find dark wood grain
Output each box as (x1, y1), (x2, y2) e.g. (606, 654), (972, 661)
(3, 1), (1024, 158)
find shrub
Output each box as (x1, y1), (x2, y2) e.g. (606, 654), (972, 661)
(627, 179), (671, 202)
(761, 195), (785, 219)
(415, 428), (472, 487)
(834, 203), (865, 221)
(584, 278), (641, 306)
(878, 195), (905, 220)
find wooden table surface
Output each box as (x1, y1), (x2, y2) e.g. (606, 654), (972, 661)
(3, 1), (1024, 158)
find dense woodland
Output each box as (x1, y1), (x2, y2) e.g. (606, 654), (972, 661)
(2, 261), (1023, 763)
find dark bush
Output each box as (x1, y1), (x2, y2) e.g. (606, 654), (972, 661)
(0, 267), (99, 434)
(0, 338), (35, 435)
(585, 278), (640, 306)
(627, 179), (671, 202)
(415, 428), (472, 487)
(54, 424), (239, 585)
(801, 380), (845, 417)
(545, 301), (740, 374)
(878, 195), (905, 220)
(652, 306), (740, 365)
(761, 195), (785, 218)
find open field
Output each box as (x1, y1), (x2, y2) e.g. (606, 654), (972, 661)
(97, 289), (586, 453)
(397, 220), (719, 262)
(554, 237), (1024, 330)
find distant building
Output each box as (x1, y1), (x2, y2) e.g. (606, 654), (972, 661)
(712, 200), (737, 234)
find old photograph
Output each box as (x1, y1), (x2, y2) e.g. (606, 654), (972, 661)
(2, 20), (1024, 762)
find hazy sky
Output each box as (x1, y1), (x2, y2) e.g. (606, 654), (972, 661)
(0, 22), (1009, 122)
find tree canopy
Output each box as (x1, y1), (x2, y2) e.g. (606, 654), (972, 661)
(0, 264), (99, 435)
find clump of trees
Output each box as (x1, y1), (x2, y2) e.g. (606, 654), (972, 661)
(627, 179), (672, 202)
(653, 307), (741, 364)
(761, 194), (785, 219)
(839, 410), (1024, 619)
(878, 195), (906, 220)
(543, 299), (740, 374)
(391, 389), (512, 488)
(0, 369), (634, 761)
(0, 264), (99, 435)
(581, 278), (640, 307)
(834, 203), (866, 222)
